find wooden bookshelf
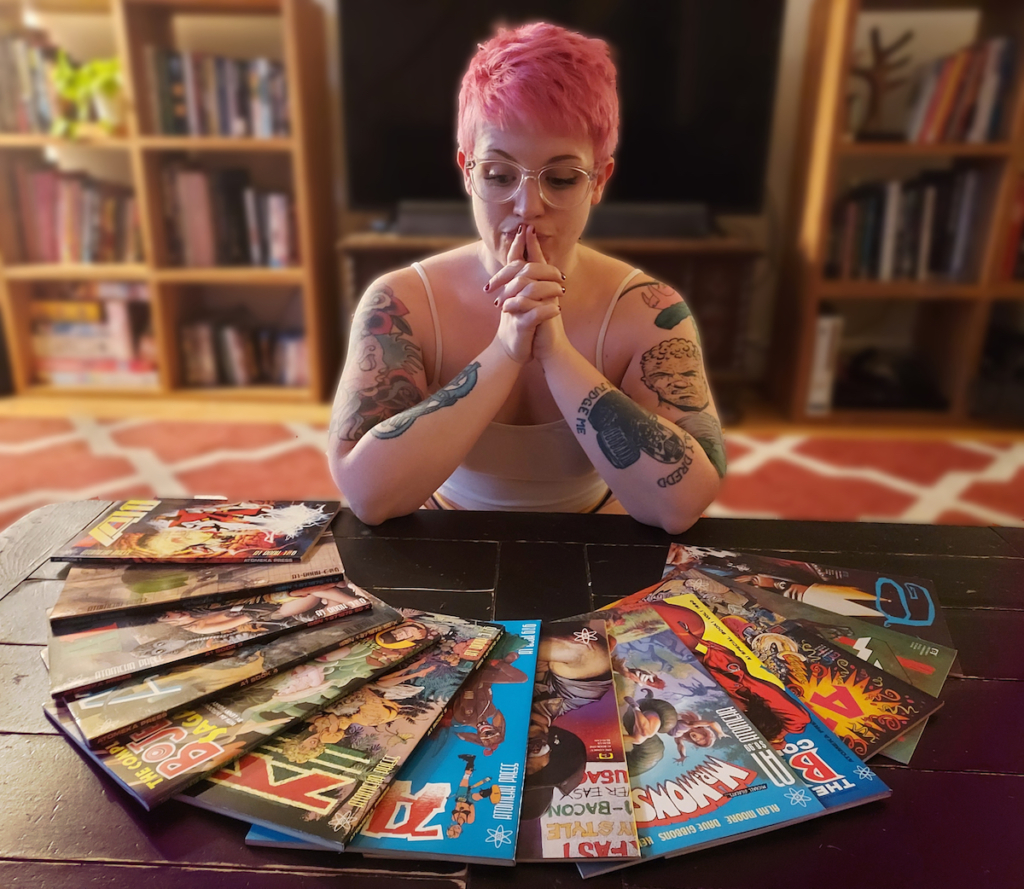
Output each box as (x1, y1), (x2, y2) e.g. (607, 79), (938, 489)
(0, 0), (337, 403)
(774, 0), (1024, 425)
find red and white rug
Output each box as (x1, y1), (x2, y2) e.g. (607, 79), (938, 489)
(1, 417), (1022, 533)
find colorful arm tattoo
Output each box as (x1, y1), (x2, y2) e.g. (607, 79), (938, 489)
(330, 286), (425, 443)
(370, 362), (480, 440)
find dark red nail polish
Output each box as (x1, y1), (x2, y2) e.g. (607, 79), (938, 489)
(484, 282), (490, 292)
(561, 286), (566, 293)
(494, 298), (500, 306)
(561, 273), (566, 281)
(517, 224), (522, 234)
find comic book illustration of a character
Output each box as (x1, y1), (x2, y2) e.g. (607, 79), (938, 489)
(576, 603), (828, 879)
(348, 620), (538, 865)
(516, 619), (640, 862)
(52, 499), (339, 563)
(174, 613), (502, 851)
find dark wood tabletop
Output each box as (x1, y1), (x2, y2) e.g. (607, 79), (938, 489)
(1, 502), (1022, 889)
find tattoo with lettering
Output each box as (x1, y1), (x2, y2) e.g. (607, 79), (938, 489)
(640, 338), (710, 412)
(583, 389), (688, 470)
(371, 362), (480, 439)
(658, 439), (694, 487)
(676, 411), (727, 478)
(333, 286), (425, 442)
(619, 280), (693, 330)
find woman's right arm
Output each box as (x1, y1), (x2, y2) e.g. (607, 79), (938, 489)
(327, 251), (558, 524)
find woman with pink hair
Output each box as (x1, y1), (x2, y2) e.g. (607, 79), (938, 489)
(328, 22), (724, 532)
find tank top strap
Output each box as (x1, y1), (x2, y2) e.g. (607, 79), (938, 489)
(411, 261), (443, 388)
(594, 268), (643, 375)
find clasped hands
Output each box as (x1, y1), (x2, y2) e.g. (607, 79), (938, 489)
(486, 224), (569, 365)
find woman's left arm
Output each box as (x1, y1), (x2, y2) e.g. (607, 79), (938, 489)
(537, 281), (724, 534)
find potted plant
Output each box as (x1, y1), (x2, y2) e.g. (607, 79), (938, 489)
(50, 50), (123, 138)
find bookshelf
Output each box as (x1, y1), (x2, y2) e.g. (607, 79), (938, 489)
(0, 0), (337, 403)
(774, 0), (1024, 425)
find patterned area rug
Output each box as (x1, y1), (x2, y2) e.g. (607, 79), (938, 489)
(1, 417), (1022, 534)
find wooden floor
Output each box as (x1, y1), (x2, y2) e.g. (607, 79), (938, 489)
(0, 389), (1022, 441)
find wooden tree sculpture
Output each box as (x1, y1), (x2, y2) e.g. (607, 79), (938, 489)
(851, 26), (914, 137)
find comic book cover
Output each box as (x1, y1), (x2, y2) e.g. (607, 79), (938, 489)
(67, 593), (403, 748)
(663, 544), (960, 672)
(617, 571), (944, 760)
(658, 551), (958, 764)
(647, 594), (891, 812)
(576, 603), (829, 879)
(50, 538), (347, 626)
(247, 619), (541, 865)
(48, 580), (373, 700)
(44, 618), (440, 810)
(175, 611), (503, 851)
(49, 499), (339, 564)
(515, 619), (640, 863)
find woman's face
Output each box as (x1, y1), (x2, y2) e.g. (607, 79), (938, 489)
(459, 121), (614, 271)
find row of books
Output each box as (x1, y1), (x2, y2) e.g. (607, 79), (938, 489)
(180, 321), (308, 388)
(0, 31), (59, 134)
(42, 499), (960, 874)
(904, 36), (1013, 144)
(824, 167), (981, 283)
(30, 282), (158, 387)
(146, 47), (290, 139)
(162, 164), (297, 268)
(9, 162), (143, 264)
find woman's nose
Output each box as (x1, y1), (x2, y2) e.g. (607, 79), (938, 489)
(513, 175), (546, 218)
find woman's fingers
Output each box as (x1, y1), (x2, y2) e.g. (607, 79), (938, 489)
(485, 225), (564, 294)
(496, 278), (563, 307)
(525, 224), (548, 265)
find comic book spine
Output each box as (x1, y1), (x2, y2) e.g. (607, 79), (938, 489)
(350, 619), (540, 864)
(84, 614), (402, 749)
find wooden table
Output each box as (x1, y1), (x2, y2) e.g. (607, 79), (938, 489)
(1, 502), (1022, 888)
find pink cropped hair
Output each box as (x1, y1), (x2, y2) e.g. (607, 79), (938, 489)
(457, 22), (620, 164)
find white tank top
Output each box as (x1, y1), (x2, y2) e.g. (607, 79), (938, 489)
(412, 263), (642, 511)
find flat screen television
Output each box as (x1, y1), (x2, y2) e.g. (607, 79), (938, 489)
(338, 0), (784, 218)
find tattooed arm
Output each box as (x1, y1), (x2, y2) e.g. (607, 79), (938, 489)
(327, 255), (557, 524)
(537, 279), (723, 534)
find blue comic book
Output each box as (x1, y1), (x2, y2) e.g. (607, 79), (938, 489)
(246, 619), (540, 864)
(575, 603), (829, 879)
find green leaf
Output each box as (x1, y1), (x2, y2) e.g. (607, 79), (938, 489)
(654, 302), (691, 330)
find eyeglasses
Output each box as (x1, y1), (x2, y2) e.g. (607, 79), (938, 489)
(465, 158), (597, 209)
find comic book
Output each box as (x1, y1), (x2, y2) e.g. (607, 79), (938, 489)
(646, 594), (891, 812)
(49, 499), (339, 564)
(664, 544), (960, 671)
(575, 603), (829, 879)
(246, 619), (541, 865)
(67, 593), (403, 748)
(48, 580), (373, 700)
(175, 611), (504, 851)
(515, 619), (641, 863)
(44, 618), (440, 810)
(617, 571), (944, 761)
(659, 549), (958, 764)
(50, 538), (347, 626)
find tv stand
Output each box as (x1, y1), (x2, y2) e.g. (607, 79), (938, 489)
(338, 231), (760, 382)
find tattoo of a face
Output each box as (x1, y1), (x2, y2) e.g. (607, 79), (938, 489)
(582, 389), (688, 470)
(620, 280), (693, 330)
(640, 338), (710, 413)
(334, 286), (425, 442)
(371, 362), (480, 440)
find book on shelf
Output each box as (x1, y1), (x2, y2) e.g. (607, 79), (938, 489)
(826, 167), (983, 283)
(46, 616), (439, 810)
(1000, 176), (1024, 280)
(573, 602), (829, 879)
(175, 611), (503, 851)
(805, 308), (843, 417)
(180, 321), (308, 388)
(146, 46), (290, 138)
(49, 499), (339, 565)
(9, 161), (143, 264)
(65, 587), (404, 749)
(0, 31), (61, 135)
(903, 37), (1014, 144)
(161, 163), (296, 268)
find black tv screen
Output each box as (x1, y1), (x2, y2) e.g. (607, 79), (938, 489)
(339, 0), (784, 215)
